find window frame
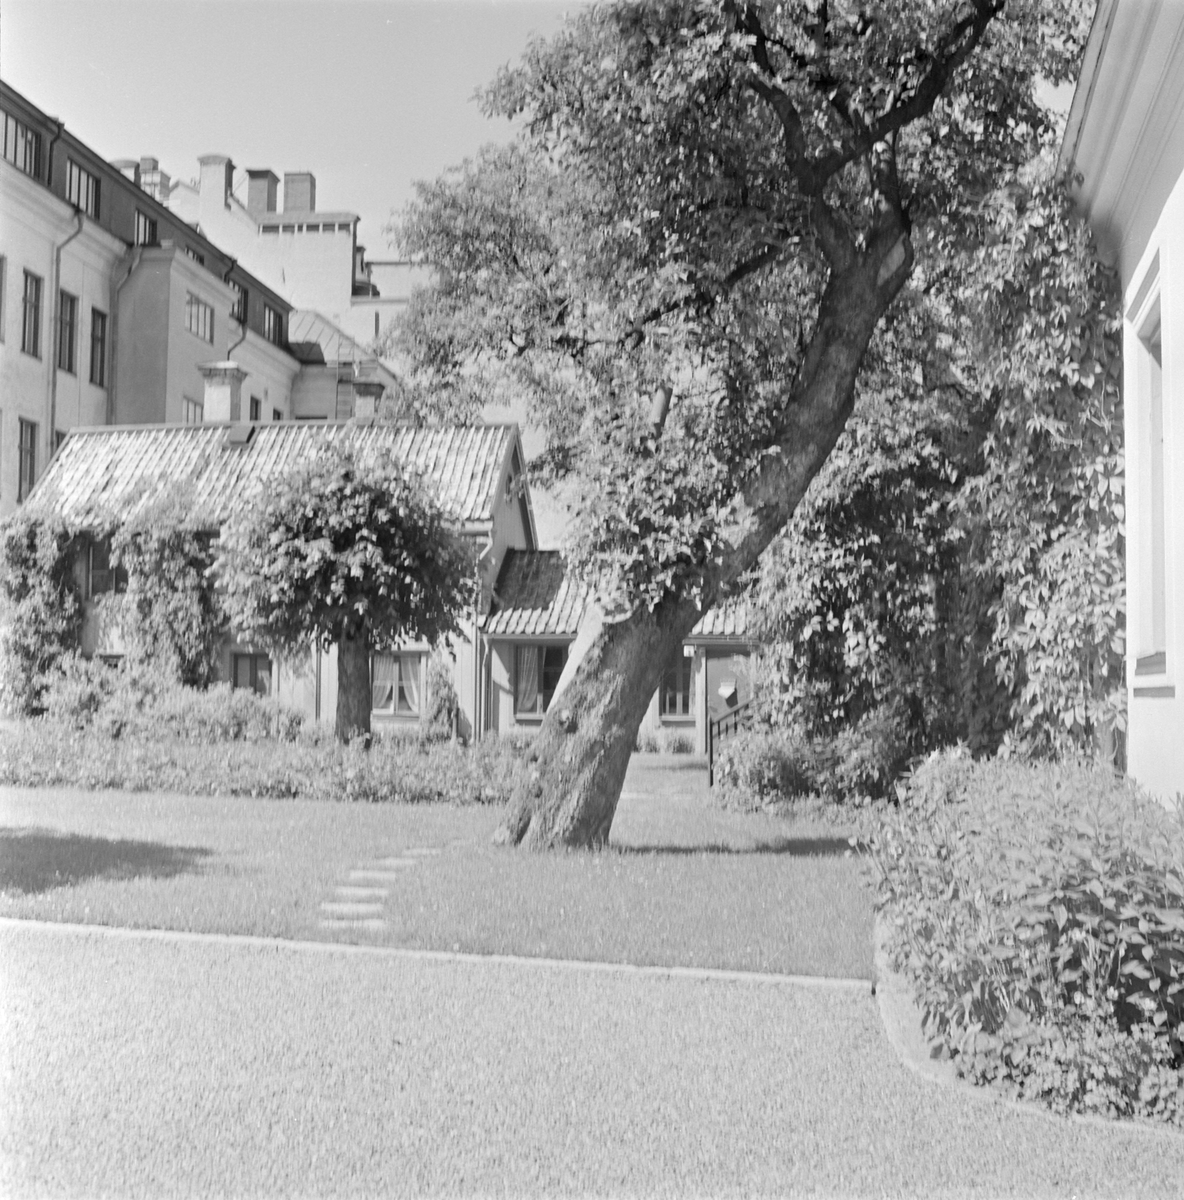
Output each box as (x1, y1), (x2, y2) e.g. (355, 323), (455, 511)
(57, 289), (77, 374)
(65, 158), (100, 218)
(184, 292), (214, 344)
(370, 652), (423, 716)
(249, 396), (261, 422)
(232, 653), (273, 697)
(183, 396), (204, 425)
(86, 538), (127, 600)
(3, 112), (42, 179)
(17, 418), (36, 502)
(513, 643), (568, 717)
(133, 209), (158, 247)
(89, 308), (107, 387)
(263, 304), (283, 346)
(230, 281), (247, 324)
(659, 645), (695, 719)
(21, 270), (42, 358)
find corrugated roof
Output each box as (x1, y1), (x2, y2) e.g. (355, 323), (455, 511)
(484, 550), (749, 642)
(27, 423), (516, 530)
(485, 550), (588, 638)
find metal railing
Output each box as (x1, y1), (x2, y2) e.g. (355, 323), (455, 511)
(708, 700), (752, 787)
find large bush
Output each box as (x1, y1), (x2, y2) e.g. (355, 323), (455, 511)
(0, 513), (83, 715)
(870, 752), (1184, 1125)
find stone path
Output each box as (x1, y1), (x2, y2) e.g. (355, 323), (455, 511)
(317, 846), (442, 932)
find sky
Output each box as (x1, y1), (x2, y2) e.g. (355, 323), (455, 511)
(0, 0), (579, 251)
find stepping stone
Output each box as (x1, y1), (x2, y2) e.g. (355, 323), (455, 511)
(405, 848), (440, 857)
(368, 857), (418, 868)
(349, 868), (410, 883)
(334, 886), (389, 900)
(318, 917), (386, 932)
(320, 900), (384, 918)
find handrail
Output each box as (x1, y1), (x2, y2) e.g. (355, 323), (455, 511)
(708, 700), (753, 787)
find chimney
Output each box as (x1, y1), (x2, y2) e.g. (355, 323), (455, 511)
(197, 361), (247, 423)
(283, 171), (316, 214)
(111, 158), (140, 184)
(198, 154), (234, 207)
(246, 169), (279, 215)
(138, 156), (171, 206)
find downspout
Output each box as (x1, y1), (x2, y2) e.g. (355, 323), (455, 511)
(223, 258), (248, 358)
(108, 247), (143, 426)
(47, 209), (85, 461)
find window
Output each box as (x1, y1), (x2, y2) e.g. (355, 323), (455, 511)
(17, 419), (36, 502)
(372, 654), (421, 715)
(183, 396), (203, 424)
(21, 270), (42, 357)
(659, 645), (695, 718)
(263, 304), (283, 345)
(134, 209), (158, 246)
(0, 255), (7, 342)
(87, 539), (127, 598)
(2, 111), (42, 178)
(230, 281), (247, 323)
(89, 309), (107, 386)
(273, 408), (282, 422)
(185, 246), (205, 266)
(249, 396), (261, 422)
(65, 159), (100, 218)
(233, 653), (272, 696)
(514, 644), (567, 716)
(57, 290), (77, 373)
(185, 293), (214, 343)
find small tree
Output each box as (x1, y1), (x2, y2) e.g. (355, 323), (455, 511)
(217, 440), (473, 742)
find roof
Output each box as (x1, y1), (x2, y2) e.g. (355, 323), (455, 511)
(27, 422), (519, 530)
(485, 551), (588, 638)
(287, 309), (383, 369)
(484, 550), (750, 642)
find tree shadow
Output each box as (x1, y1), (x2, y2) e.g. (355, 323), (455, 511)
(613, 836), (861, 858)
(0, 828), (213, 895)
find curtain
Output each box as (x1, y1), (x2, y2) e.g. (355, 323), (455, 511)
(372, 654), (396, 711)
(398, 655), (420, 714)
(516, 645), (539, 713)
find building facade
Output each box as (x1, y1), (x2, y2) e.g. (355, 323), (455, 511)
(0, 80), (302, 516)
(1061, 0), (1184, 802)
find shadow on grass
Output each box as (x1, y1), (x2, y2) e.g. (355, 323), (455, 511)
(615, 836), (858, 857)
(0, 828), (213, 895)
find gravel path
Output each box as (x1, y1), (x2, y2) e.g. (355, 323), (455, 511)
(4, 920), (1183, 1198)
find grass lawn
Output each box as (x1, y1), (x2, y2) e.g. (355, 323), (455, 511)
(0, 754), (873, 978)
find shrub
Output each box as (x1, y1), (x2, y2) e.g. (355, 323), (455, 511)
(424, 651), (460, 742)
(0, 717), (524, 805)
(0, 513), (84, 716)
(870, 752), (1184, 1125)
(818, 701), (915, 801)
(714, 726), (818, 805)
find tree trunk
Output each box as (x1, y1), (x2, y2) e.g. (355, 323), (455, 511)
(495, 605), (690, 850)
(336, 628), (372, 743)
(497, 220), (914, 850)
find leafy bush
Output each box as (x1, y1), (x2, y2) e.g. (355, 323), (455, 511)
(424, 651), (460, 742)
(821, 701), (915, 801)
(714, 727), (817, 805)
(43, 662), (303, 743)
(0, 513), (84, 716)
(870, 752), (1184, 1125)
(0, 717), (524, 805)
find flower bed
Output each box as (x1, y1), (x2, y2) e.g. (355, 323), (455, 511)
(869, 751), (1184, 1126)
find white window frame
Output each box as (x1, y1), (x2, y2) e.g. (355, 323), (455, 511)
(66, 159), (100, 218)
(371, 652), (422, 716)
(185, 292), (214, 344)
(514, 643), (567, 717)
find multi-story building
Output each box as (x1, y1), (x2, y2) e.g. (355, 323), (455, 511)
(0, 80), (302, 515)
(167, 157), (429, 351)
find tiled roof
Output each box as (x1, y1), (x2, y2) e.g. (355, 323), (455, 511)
(484, 550), (750, 642)
(27, 422), (517, 530)
(485, 551), (588, 638)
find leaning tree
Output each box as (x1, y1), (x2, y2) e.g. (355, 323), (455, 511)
(390, 0), (1091, 847)
(218, 439), (473, 742)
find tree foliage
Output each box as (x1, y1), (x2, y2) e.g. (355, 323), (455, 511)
(104, 489), (225, 689)
(217, 440), (473, 741)
(0, 513), (83, 716)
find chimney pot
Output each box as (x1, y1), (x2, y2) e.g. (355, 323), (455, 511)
(198, 154), (235, 207)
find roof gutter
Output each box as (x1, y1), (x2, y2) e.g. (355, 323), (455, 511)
(1058, 0), (1119, 186)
